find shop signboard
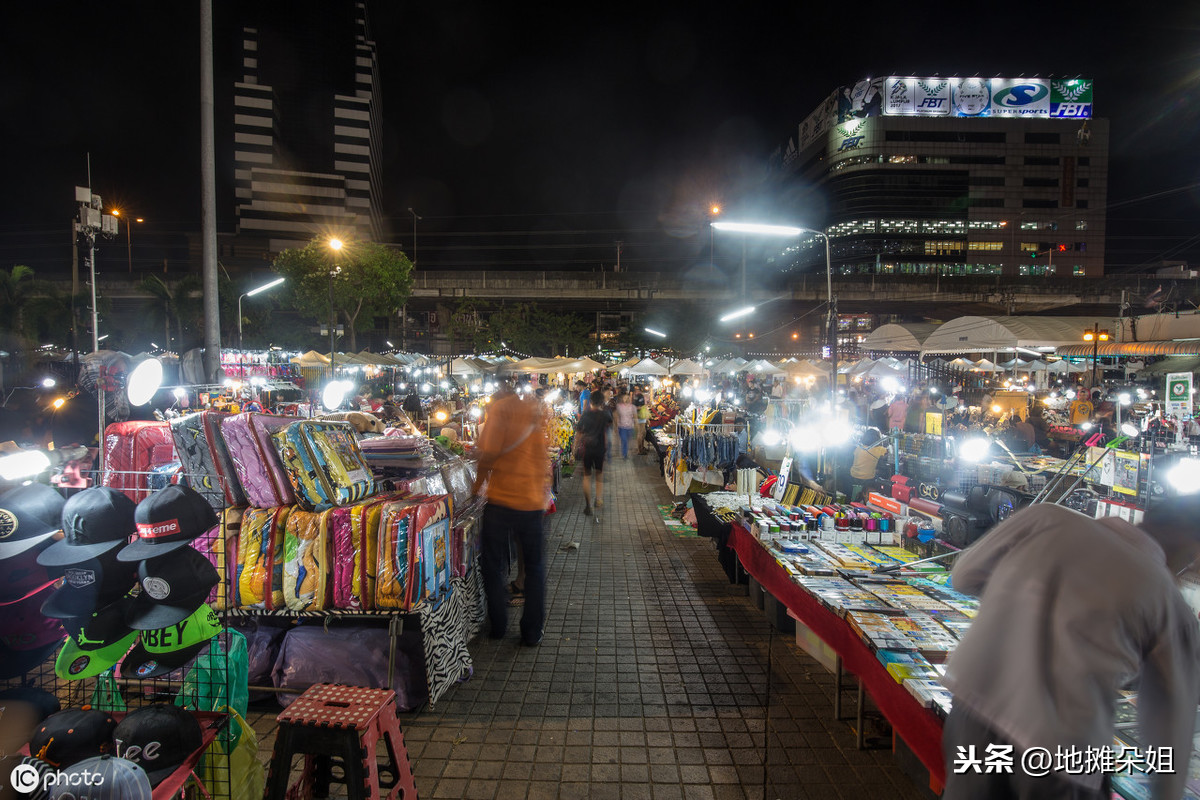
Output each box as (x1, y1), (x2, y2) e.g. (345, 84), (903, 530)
(1166, 372), (1193, 418)
(1050, 79), (1094, 118)
(775, 456), (792, 502)
(989, 79), (1051, 118)
(924, 412), (943, 436)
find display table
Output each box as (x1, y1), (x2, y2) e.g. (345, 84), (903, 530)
(727, 522), (946, 789)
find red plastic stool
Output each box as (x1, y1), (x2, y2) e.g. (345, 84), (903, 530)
(264, 683), (418, 800)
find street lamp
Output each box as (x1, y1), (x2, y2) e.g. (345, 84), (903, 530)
(644, 327), (666, 338)
(328, 238), (344, 379)
(110, 209), (144, 273)
(408, 208), (421, 264)
(711, 221), (804, 303)
(1083, 324), (1110, 388)
(237, 277), (285, 348)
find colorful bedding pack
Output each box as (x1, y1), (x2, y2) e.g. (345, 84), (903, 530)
(329, 497), (392, 610)
(271, 420), (376, 509)
(101, 421), (176, 502)
(189, 508), (242, 610)
(375, 499), (418, 610)
(220, 413), (300, 507)
(281, 508), (332, 612)
(412, 496), (453, 605)
(169, 411), (247, 510)
(375, 495), (453, 611)
(237, 506), (291, 609)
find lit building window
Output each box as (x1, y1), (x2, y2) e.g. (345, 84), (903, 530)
(968, 221), (1005, 230)
(967, 241), (1004, 251)
(924, 241), (964, 256)
(1073, 265), (1086, 276)
(888, 155), (918, 164)
(1075, 220), (1088, 231)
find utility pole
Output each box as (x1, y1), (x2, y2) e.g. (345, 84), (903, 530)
(74, 181), (117, 441)
(200, 0), (221, 381)
(615, 241), (623, 273)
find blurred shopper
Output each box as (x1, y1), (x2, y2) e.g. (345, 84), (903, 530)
(575, 393), (612, 516)
(472, 380), (551, 646)
(942, 501), (1200, 800)
(633, 389), (650, 455)
(615, 391), (635, 459)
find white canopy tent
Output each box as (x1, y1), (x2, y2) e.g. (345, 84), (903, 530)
(862, 323), (940, 354)
(748, 359), (784, 375)
(626, 358), (669, 376)
(669, 358), (706, 376)
(921, 315), (1115, 356)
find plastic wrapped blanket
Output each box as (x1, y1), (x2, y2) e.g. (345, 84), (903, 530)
(375, 500), (418, 610)
(101, 421), (175, 502)
(271, 420), (376, 509)
(281, 508), (331, 612)
(271, 625), (426, 711)
(170, 411), (247, 509)
(329, 497), (391, 610)
(221, 413), (300, 507)
(237, 506), (291, 609)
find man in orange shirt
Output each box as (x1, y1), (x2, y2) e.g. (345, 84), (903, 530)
(472, 380), (552, 646)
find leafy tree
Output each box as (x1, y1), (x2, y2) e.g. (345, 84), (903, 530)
(272, 239), (414, 351)
(531, 310), (592, 357)
(0, 265), (34, 334)
(26, 282), (110, 352)
(474, 302), (592, 357)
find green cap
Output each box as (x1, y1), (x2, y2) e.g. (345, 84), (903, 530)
(118, 604), (221, 679)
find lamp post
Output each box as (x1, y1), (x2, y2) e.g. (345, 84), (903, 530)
(110, 209), (143, 273)
(408, 208), (421, 264)
(1083, 324), (1110, 389)
(329, 238), (344, 379)
(237, 276), (285, 349)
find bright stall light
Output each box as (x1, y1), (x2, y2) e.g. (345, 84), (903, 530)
(434, 410), (449, 423)
(469, 406), (482, 419)
(823, 421), (854, 447)
(172, 388), (187, 400)
(0, 451), (51, 481)
(322, 381), (350, 411)
(51, 398), (66, 410)
(881, 377), (900, 394)
(991, 404), (1002, 414)
(1118, 392), (1131, 406)
(421, 383), (432, 393)
(1066, 389), (1077, 399)
(1080, 421), (1094, 431)
(959, 438), (991, 463)
(41, 377), (56, 388)
(1168, 458), (1200, 495)
(546, 389), (561, 403)
(127, 358), (163, 406)
(759, 429), (782, 447)
(1120, 423), (1140, 437)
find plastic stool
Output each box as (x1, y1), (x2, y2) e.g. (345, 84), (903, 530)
(264, 683), (418, 800)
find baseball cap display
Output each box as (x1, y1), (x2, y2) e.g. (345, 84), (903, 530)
(40, 550), (138, 621)
(48, 755), (153, 800)
(0, 483), (66, 561)
(119, 604), (221, 678)
(55, 596), (138, 681)
(39, 487), (137, 567)
(112, 704), (202, 786)
(118, 486), (218, 562)
(0, 584), (66, 679)
(0, 548), (58, 606)
(28, 707), (118, 769)
(124, 547), (218, 631)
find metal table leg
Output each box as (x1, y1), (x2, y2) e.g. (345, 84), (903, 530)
(856, 677), (865, 749)
(833, 655), (842, 719)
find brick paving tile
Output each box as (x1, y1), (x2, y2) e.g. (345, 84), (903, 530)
(250, 452), (929, 798)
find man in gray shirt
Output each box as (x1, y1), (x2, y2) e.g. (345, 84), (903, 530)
(942, 501), (1200, 799)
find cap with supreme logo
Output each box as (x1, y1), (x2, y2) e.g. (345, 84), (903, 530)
(117, 486), (218, 562)
(118, 604), (221, 679)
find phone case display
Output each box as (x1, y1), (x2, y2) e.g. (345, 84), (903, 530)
(101, 421), (176, 502)
(271, 420), (376, 510)
(220, 413), (301, 508)
(237, 506), (291, 609)
(169, 412), (247, 510)
(280, 509), (332, 612)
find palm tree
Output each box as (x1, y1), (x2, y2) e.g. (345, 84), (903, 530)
(26, 282), (109, 352)
(0, 265), (35, 334)
(138, 275), (190, 350)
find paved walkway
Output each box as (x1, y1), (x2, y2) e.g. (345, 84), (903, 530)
(254, 451), (927, 799)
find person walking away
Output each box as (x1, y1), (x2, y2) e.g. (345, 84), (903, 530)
(575, 393), (612, 516)
(941, 500), (1200, 799)
(847, 428), (888, 502)
(887, 393), (908, 432)
(472, 381), (552, 646)
(577, 380), (591, 415)
(615, 391), (635, 459)
(633, 389), (649, 455)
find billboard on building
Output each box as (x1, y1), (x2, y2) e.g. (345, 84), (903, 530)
(883, 78), (951, 116)
(837, 78), (884, 122)
(1050, 79), (1094, 118)
(989, 79), (1051, 117)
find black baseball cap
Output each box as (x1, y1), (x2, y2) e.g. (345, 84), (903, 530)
(55, 596), (139, 681)
(119, 604), (221, 679)
(0, 548), (58, 606)
(0, 583), (66, 679)
(112, 704), (203, 786)
(124, 548), (218, 631)
(28, 707), (118, 769)
(0, 484), (66, 561)
(118, 486), (218, 562)
(40, 549), (138, 621)
(39, 487), (137, 567)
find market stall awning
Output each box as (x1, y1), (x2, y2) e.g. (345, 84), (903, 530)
(626, 358), (669, 376)
(1054, 340), (1200, 358)
(921, 315), (1115, 355)
(862, 323), (939, 353)
(1134, 355), (1200, 375)
(291, 350), (331, 367)
(668, 358), (706, 375)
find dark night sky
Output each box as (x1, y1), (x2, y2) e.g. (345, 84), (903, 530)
(0, 1), (1197, 277)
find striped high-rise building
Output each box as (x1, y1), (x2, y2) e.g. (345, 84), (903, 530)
(231, 2), (382, 254)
